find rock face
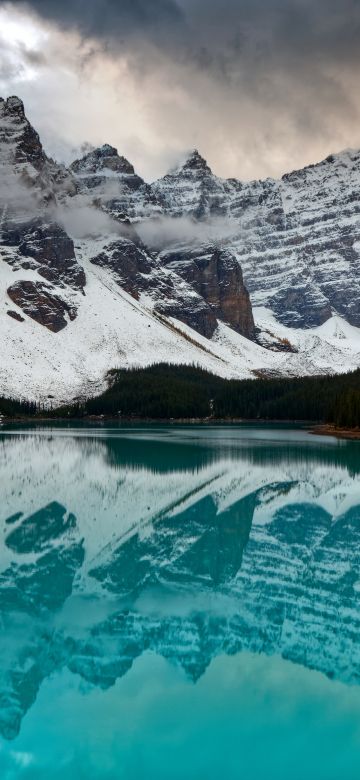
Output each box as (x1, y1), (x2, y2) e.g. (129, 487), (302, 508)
(0, 96), (75, 202)
(7, 280), (77, 332)
(232, 155), (360, 328)
(160, 245), (255, 338)
(90, 235), (218, 337)
(2, 218), (85, 290)
(151, 149), (233, 218)
(151, 149), (360, 329)
(71, 144), (136, 177)
(90, 235), (154, 298)
(6, 309), (24, 323)
(269, 278), (333, 328)
(70, 143), (159, 218)
(0, 96), (45, 171)
(0, 96), (84, 333)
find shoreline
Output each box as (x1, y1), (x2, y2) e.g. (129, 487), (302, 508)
(1, 416), (359, 439)
(309, 424), (360, 441)
(1, 415), (315, 426)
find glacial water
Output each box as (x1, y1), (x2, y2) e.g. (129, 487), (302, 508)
(0, 423), (360, 779)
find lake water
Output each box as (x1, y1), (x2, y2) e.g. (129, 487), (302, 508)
(0, 423), (360, 779)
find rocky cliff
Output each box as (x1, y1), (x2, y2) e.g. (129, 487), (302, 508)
(0, 97), (254, 342)
(151, 148), (360, 329)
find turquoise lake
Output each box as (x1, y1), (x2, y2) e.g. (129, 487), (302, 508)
(0, 424), (360, 778)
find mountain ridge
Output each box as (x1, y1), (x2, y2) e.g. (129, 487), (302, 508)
(0, 95), (359, 402)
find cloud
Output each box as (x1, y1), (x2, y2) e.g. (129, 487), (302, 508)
(15, 0), (185, 43)
(1, 1), (360, 181)
(0, 160), (128, 240)
(12, 0), (360, 76)
(56, 203), (122, 239)
(0, 164), (42, 218)
(136, 215), (240, 249)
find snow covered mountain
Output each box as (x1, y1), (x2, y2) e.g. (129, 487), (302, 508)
(0, 95), (359, 402)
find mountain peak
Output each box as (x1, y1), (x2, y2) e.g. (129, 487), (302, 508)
(173, 149), (212, 175)
(96, 143), (119, 158)
(0, 95), (46, 174)
(0, 95), (25, 118)
(71, 145), (136, 176)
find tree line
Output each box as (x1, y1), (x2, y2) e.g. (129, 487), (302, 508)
(0, 364), (359, 428)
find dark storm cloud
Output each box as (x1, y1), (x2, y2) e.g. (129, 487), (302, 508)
(3, 0), (360, 180)
(13, 0), (186, 42)
(8, 0), (360, 71)
(179, 0), (360, 94)
(8, 0), (360, 126)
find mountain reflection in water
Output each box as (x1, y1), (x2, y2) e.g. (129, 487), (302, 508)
(0, 424), (359, 742)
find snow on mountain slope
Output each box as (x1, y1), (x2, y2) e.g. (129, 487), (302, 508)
(151, 147), (360, 329)
(1, 253), (359, 403)
(69, 143), (159, 219)
(251, 307), (360, 376)
(151, 149), (236, 218)
(1, 249), (359, 403)
(0, 95), (359, 402)
(0, 254), (243, 403)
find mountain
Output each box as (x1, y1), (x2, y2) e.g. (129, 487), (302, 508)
(0, 96), (359, 402)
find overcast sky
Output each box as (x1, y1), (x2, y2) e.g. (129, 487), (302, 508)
(1, 0), (360, 181)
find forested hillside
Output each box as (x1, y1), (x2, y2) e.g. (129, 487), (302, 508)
(3, 365), (357, 427)
(1, 365), (359, 427)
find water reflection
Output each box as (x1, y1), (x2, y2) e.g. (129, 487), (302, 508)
(0, 425), (359, 741)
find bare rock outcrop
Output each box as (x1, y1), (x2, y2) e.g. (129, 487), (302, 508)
(160, 245), (255, 339)
(7, 280), (77, 332)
